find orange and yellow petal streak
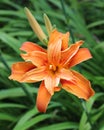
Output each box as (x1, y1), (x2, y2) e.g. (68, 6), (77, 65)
(60, 40), (84, 67)
(21, 51), (48, 67)
(48, 39), (62, 66)
(69, 48), (92, 68)
(20, 66), (47, 82)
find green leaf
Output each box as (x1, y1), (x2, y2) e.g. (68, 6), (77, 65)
(91, 104), (104, 122)
(0, 113), (17, 122)
(0, 103), (26, 109)
(0, 87), (37, 100)
(79, 112), (88, 130)
(86, 93), (104, 112)
(0, 32), (21, 54)
(87, 20), (104, 29)
(21, 114), (52, 130)
(38, 122), (78, 130)
(13, 107), (38, 130)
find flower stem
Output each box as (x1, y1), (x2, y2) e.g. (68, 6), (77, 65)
(60, 0), (75, 43)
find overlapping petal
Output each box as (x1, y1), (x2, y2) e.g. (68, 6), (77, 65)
(20, 41), (46, 52)
(60, 40), (84, 66)
(20, 66), (47, 82)
(48, 39), (62, 65)
(9, 62), (35, 82)
(48, 29), (69, 50)
(61, 70), (95, 100)
(36, 81), (52, 113)
(21, 51), (48, 67)
(44, 74), (60, 95)
(69, 48), (92, 68)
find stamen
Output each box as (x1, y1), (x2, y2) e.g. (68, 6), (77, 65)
(49, 64), (57, 72)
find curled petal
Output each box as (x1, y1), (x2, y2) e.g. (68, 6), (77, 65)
(36, 81), (52, 113)
(44, 74), (60, 95)
(20, 66), (47, 82)
(21, 51), (47, 67)
(20, 42), (46, 53)
(61, 70), (95, 100)
(69, 48), (92, 68)
(61, 40), (84, 66)
(9, 62), (35, 82)
(48, 39), (62, 65)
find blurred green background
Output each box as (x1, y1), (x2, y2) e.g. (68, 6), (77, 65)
(0, 0), (104, 130)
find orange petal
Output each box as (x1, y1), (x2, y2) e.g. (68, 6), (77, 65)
(69, 48), (92, 68)
(61, 70), (95, 100)
(54, 86), (61, 92)
(48, 39), (62, 65)
(36, 81), (52, 113)
(62, 32), (69, 50)
(61, 40), (84, 66)
(21, 66), (47, 82)
(21, 51), (48, 67)
(9, 62), (35, 82)
(44, 74), (60, 95)
(57, 68), (75, 81)
(48, 29), (62, 45)
(20, 41), (46, 53)
(49, 29), (69, 50)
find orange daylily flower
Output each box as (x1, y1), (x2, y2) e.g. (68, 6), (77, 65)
(9, 29), (95, 113)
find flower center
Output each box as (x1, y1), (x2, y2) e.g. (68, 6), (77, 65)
(49, 64), (59, 73)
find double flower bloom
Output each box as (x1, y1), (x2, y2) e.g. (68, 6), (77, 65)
(9, 8), (95, 113)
